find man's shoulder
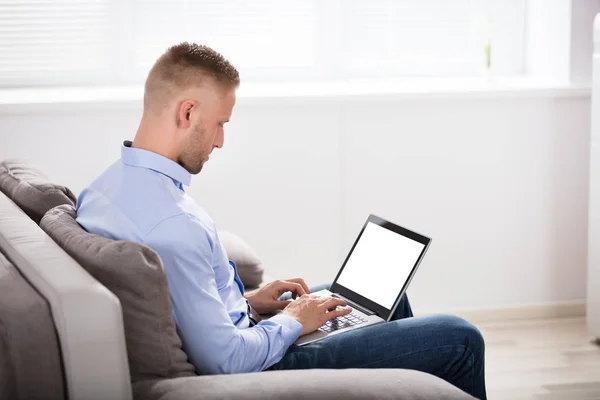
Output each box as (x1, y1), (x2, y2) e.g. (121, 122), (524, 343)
(78, 160), (213, 240)
(138, 184), (217, 245)
(88, 159), (168, 194)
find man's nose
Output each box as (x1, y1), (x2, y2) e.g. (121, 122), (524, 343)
(214, 130), (224, 149)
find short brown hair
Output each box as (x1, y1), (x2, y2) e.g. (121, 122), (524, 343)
(144, 42), (240, 111)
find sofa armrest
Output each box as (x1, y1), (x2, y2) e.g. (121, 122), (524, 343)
(132, 368), (476, 400)
(0, 194), (131, 400)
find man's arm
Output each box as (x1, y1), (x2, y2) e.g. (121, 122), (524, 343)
(144, 214), (302, 375)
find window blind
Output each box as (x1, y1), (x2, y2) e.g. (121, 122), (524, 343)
(0, 0), (527, 87)
(0, 0), (113, 87)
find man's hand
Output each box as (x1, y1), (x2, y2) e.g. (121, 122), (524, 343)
(281, 295), (352, 336)
(245, 278), (311, 314)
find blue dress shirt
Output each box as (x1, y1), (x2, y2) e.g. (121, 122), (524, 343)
(76, 141), (302, 375)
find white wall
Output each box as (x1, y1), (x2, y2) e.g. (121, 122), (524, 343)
(570, 0), (600, 83)
(0, 92), (591, 311)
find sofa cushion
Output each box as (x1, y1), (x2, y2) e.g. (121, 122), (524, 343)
(0, 251), (65, 400)
(132, 368), (476, 400)
(218, 231), (265, 289)
(40, 204), (196, 382)
(0, 159), (76, 224)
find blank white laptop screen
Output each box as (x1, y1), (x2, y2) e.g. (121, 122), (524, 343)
(336, 221), (426, 309)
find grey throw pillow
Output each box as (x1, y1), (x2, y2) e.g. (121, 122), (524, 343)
(218, 231), (265, 289)
(0, 159), (76, 224)
(40, 205), (196, 382)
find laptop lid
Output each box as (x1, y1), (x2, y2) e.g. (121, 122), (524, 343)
(330, 214), (432, 321)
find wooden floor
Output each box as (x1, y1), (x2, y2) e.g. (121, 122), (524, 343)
(477, 316), (600, 399)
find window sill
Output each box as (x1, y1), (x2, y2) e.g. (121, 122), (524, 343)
(0, 77), (590, 114)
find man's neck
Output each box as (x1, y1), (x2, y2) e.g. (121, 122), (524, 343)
(132, 123), (177, 163)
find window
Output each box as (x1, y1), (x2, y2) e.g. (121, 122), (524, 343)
(0, 0), (113, 87)
(130, 0), (319, 82)
(339, 0), (526, 78)
(0, 0), (527, 88)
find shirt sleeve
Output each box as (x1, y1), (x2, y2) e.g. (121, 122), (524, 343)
(143, 213), (302, 375)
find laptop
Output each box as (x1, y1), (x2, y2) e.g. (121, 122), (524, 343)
(294, 214), (432, 346)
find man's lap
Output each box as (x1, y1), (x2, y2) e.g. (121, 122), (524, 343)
(270, 283), (477, 372)
(268, 282), (486, 399)
(268, 311), (476, 368)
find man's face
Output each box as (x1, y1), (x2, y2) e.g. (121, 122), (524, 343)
(177, 85), (236, 174)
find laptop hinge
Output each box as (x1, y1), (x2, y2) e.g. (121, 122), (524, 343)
(332, 293), (376, 316)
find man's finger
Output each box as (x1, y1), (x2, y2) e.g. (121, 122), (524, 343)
(286, 278), (310, 295)
(318, 297), (348, 310)
(277, 281), (307, 297)
(325, 306), (352, 321)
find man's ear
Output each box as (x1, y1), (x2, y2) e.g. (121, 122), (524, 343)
(177, 100), (194, 128)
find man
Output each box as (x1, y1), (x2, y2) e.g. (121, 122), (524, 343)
(77, 42), (486, 399)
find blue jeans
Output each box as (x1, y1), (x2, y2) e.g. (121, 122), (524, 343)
(267, 283), (487, 400)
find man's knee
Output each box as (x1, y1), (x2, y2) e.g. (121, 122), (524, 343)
(438, 314), (485, 355)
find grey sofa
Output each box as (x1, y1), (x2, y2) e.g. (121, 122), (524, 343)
(0, 159), (476, 400)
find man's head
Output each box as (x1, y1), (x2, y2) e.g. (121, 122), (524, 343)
(138, 42), (240, 174)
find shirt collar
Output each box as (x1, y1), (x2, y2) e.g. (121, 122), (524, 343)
(120, 140), (191, 188)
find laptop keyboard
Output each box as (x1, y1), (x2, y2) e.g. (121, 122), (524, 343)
(320, 308), (368, 333)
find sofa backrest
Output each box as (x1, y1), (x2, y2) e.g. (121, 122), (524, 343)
(0, 192), (132, 400)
